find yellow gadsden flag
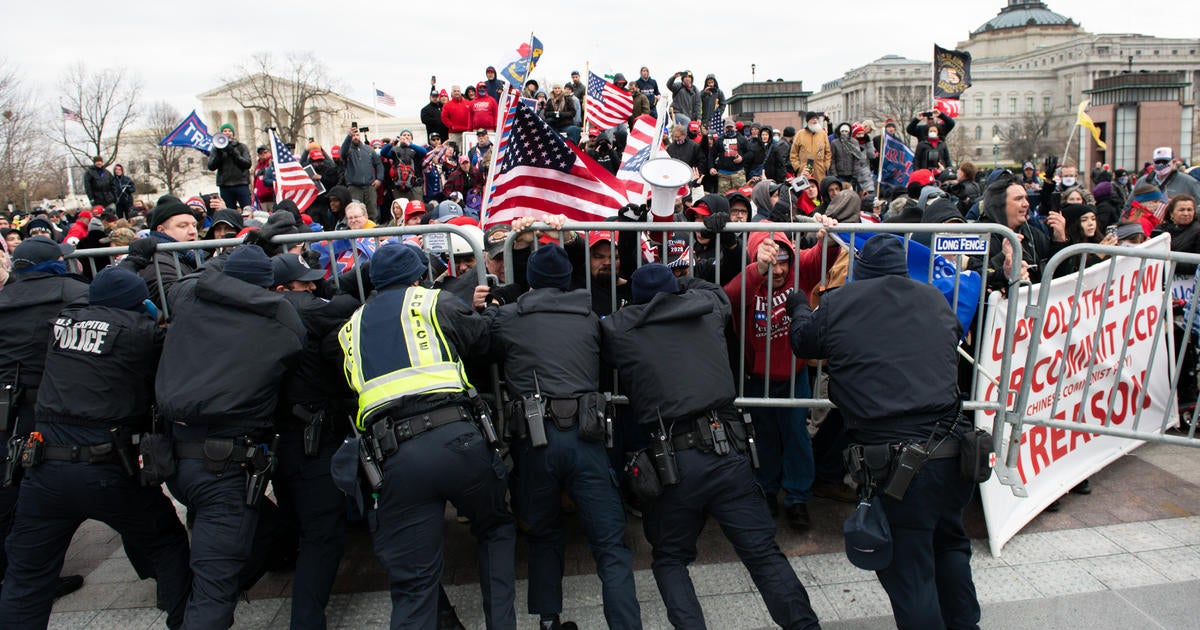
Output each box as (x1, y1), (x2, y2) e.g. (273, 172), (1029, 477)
(1077, 100), (1107, 150)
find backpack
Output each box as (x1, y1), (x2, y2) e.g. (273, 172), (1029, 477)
(395, 158), (416, 191)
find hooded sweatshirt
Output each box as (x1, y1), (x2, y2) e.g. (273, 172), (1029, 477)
(724, 229), (837, 379)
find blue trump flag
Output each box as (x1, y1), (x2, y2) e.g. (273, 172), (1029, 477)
(499, 36), (545, 87)
(158, 110), (213, 154)
(840, 232), (982, 335)
(879, 132), (914, 189)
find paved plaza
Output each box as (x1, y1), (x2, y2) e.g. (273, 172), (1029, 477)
(39, 439), (1200, 629)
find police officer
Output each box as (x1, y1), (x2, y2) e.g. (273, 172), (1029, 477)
(788, 234), (980, 630)
(270, 253), (360, 629)
(600, 264), (821, 630)
(157, 245), (306, 628)
(337, 243), (515, 629)
(0, 236), (88, 598)
(487, 244), (640, 630)
(0, 268), (191, 628)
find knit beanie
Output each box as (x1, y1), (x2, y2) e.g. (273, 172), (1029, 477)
(149, 195), (195, 230)
(853, 234), (908, 281)
(631, 263), (679, 304)
(371, 243), (427, 289)
(526, 244), (572, 290)
(222, 245), (275, 287)
(89, 267), (149, 310)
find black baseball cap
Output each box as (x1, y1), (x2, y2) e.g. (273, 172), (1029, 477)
(484, 224), (511, 258)
(271, 253), (325, 285)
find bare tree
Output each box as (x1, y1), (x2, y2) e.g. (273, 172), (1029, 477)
(867, 85), (928, 146)
(222, 52), (341, 145)
(140, 101), (199, 196)
(58, 62), (142, 169)
(999, 109), (1067, 165)
(0, 60), (63, 209)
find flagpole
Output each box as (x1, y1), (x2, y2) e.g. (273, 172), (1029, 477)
(372, 82), (379, 134)
(267, 127), (281, 209)
(1060, 123), (1078, 169)
(481, 88), (512, 227)
(60, 106), (76, 202)
(877, 132), (886, 191)
(581, 61), (591, 141)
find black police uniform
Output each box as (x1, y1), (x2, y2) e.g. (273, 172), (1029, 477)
(338, 284), (515, 630)
(274, 289), (360, 629)
(0, 269), (88, 580)
(789, 251), (980, 630)
(158, 268), (306, 628)
(489, 287), (641, 628)
(0, 304), (191, 629)
(600, 277), (820, 630)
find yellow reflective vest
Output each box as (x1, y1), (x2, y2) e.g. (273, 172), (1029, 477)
(338, 286), (470, 430)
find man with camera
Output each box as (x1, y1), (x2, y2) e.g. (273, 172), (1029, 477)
(340, 123), (385, 221)
(206, 123), (254, 210)
(906, 109), (955, 144)
(788, 234), (981, 630)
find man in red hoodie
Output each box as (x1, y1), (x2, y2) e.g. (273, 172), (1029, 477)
(468, 81), (498, 132)
(440, 86), (472, 139)
(723, 225), (838, 530)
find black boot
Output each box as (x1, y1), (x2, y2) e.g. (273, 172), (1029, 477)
(54, 575), (84, 600)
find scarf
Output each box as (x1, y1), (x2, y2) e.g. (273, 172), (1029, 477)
(13, 260), (67, 276)
(838, 136), (864, 162)
(151, 230), (199, 268)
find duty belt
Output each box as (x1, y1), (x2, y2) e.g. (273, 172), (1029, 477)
(174, 438), (260, 463)
(40, 442), (121, 464)
(370, 404), (471, 457)
(924, 438), (961, 460)
(667, 412), (737, 456)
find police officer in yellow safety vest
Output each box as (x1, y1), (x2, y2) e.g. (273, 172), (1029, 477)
(337, 242), (516, 630)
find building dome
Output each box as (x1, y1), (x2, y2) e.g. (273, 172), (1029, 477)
(972, 0), (1077, 35)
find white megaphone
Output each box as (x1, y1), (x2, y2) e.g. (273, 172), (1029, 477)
(638, 157), (692, 219)
(211, 133), (229, 150)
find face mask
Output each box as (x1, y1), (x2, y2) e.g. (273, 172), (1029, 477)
(928, 130), (938, 139)
(724, 130), (736, 138)
(1118, 176), (1129, 185)
(808, 123), (822, 134)
(1155, 162), (1173, 177)
(839, 130), (850, 138)
(1061, 176), (1076, 187)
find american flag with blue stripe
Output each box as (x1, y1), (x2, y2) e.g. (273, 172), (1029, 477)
(269, 129), (318, 212)
(586, 71), (633, 131)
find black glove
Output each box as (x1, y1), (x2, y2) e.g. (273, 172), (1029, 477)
(128, 237), (157, 262)
(702, 212), (730, 233)
(784, 291), (807, 316)
(618, 203), (648, 223)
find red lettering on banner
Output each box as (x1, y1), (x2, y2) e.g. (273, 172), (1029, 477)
(1050, 427), (1069, 460)
(1028, 426), (1050, 477)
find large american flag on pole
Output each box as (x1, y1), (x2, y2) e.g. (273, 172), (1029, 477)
(484, 100), (628, 227)
(269, 129), (318, 212)
(616, 115), (666, 204)
(586, 71), (633, 131)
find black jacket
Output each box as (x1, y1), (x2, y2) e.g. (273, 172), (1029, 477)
(206, 140), (253, 187)
(666, 139), (705, 176)
(0, 272), (90, 390)
(420, 102), (449, 140)
(112, 174), (135, 209)
(157, 270), (305, 430)
(277, 291), (360, 419)
(790, 275), (962, 444)
(913, 139), (952, 171)
(708, 133), (747, 173)
(489, 288), (600, 398)
(36, 305), (163, 432)
(765, 139), (792, 183)
(600, 279), (735, 427)
(84, 166), (116, 207)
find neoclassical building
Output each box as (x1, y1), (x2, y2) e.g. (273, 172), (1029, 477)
(805, 0), (1200, 169)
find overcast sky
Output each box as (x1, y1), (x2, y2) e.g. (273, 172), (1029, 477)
(4, 0), (1198, 125)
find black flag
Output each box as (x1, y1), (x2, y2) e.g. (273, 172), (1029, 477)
(933, 45), (972, 100)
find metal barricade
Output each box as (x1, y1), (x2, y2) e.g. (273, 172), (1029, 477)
(1006, 241), (1200, 467)
(501, 221), (1025, 477)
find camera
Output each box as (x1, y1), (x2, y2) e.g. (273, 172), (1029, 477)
(788, 175), (811, 195)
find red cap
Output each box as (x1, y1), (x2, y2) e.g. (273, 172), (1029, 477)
(851, 123), (866, 136)
(738, 185), (755, 197)
(79, 210), (93, 220)
(405, 201), (427, 219)
(688, 121), (700, 132)
(907, 169), (935, 187)
(439, 89), (448, 98)
(330, 146), (341, 159)
(690, 202), (711, 217)
(588, 127), (601, 137)
(476, 81), (487, 90)
(446, 216), (479, 228)
(309, 149), (325, 161)
(587, 230), (617, 247)
(91, 205), (104, 214)
(370, 139), (383, 148)
(735, 121), (744, 131)
(300, 213), (313, 225)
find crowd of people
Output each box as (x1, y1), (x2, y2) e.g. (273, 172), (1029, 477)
(1, 61), (1199, 629)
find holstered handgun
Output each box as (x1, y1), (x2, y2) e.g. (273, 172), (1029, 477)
(110, 428), (139, 478)
(294, 404), (325, 457)
(3, 436), (23, 487)
(244, 435), (279, 509)
(652, 411), (680, 487)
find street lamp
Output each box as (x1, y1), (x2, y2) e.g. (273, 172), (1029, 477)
(992, 134), (1001, 169)
(18, 180), (27, 213)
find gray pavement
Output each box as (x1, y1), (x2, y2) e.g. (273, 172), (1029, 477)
(39, 440), (1200, 629)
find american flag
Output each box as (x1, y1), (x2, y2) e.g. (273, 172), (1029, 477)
(61, 106), (82, 124)
(269, 129), (318, 212)
(707, 103), (722, 135)
(586, 71), (633, 132)
(375, 88), (396, 107)
(484, 100), (628, 227)
(616, 115), (666, 204)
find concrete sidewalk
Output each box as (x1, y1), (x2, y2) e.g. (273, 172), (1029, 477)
(42, 440), (1200, 629)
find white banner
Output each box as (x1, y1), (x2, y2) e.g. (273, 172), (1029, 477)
(974, 235), (1179, 556)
